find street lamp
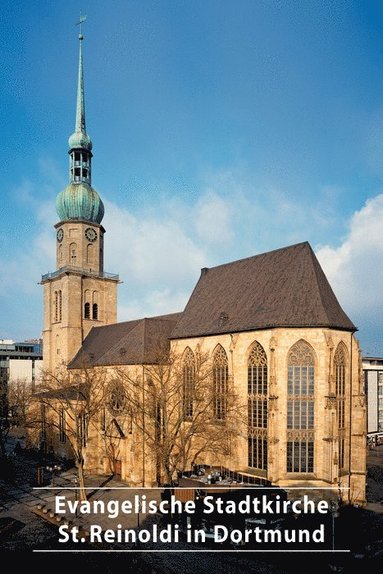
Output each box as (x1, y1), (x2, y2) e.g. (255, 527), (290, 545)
(46, 464), (62, 486)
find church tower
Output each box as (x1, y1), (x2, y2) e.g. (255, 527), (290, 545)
(41, 26), (119, 372)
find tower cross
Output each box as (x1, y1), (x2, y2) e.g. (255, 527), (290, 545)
(76, 14), (87, 38)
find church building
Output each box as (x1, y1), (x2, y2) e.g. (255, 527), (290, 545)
(40, 30), (366, 504)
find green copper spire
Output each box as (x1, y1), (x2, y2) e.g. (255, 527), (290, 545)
(68, 17), (92, 155)
(56, 17), (104, 225)
(76, 27), (86, 134)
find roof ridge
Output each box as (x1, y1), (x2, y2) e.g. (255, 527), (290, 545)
(170, 241), (355, 339)
(202, 241), (310, 273)
(100, 320), (147, 365)
(94, 321), (143, 363)
(70, 319), (142, 367)
(144, 312), (183, 321)
(90, 311), (183, 329)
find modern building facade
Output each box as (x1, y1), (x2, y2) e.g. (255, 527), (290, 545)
(0, 339), (43, 422)
(38, 29), (367, 505)
(0, 339), (43, 392)
(363, 356), (383, 442)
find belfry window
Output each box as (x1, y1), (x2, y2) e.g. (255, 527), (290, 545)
(213, 345), (228, 420)
(286, 340), (315, 473)
(92, 303), (98, 320)
(84, 302), (90, 319)
(248, 341), (268, 472)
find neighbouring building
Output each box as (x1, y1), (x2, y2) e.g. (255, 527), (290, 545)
(363, 356), (383, 442)
(0, 339), (43, 423)
(36, 29), (367, 504)
(0, 339), (43, 393)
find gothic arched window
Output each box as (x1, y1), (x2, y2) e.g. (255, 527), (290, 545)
(182, 348), (195, 420)
(287, 340), (315, 473)
(213, 345), (228, 420)
(248, 341), (268, 472)
(334, 343), (347, 470)
(59, 408), (66, 443)
(77, 413), (87, 447)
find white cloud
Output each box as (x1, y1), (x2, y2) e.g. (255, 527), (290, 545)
(2, 160), (382, 355)
(101, 186), (241, 320)
(102, 200), (208, 320)
(194, 190), (234, 245)
(104, 200), (206, 285)
(316, 193), (383, 353)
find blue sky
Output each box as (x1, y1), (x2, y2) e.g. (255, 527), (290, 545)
(1, 0), (383, 355)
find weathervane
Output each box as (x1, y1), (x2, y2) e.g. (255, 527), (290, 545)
(76, 14), (87, 39)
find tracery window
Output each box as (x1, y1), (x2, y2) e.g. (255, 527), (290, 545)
(334, 343), (347, 470)
(107, 380), (126, 416)
(287, 340), (315, 473)
(59, 408), (66, 443)
(248, 342), (268, 472)
(77, 413), (87, 448)
(213, 345), (229, 420)
(182, 348), (195, 420)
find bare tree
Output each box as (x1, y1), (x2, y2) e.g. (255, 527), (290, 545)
(8, 378), (34, 428)
(0, 377), (37, 459)
(32, 366), (108, 500)
(117, 346), (245, 485)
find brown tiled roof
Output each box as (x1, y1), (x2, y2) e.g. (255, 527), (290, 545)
(170, 242), (356, 339)
(68, 313), (182, 369)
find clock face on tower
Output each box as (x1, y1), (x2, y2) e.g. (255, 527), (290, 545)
(85, 227), (97, 242)
(56, 228), (64, 243)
